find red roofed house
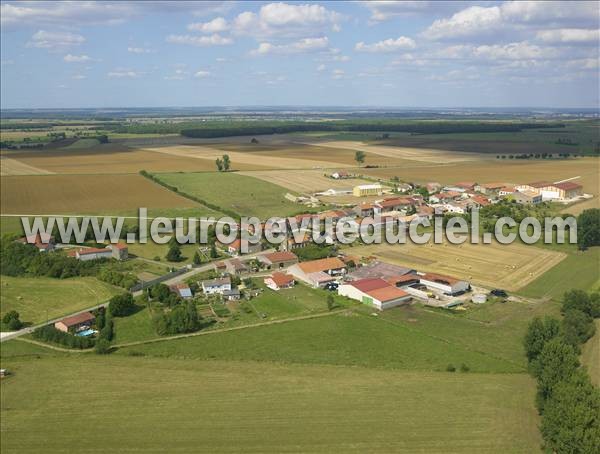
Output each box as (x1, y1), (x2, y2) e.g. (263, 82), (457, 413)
(18, 233), (55, 252)
(373, 197), (414, 214)
(221, 238), (262, 256)
(71, 243), (128, 261)
(338, 278), (411, 310)
(264, 272), (295, 291)
(455, 182), (477, 191)
(54, 311), (95, 334)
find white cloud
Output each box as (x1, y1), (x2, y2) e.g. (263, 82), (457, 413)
(188, 17), (228, 33)
(1, 1), (232, 29)
(63, 54), (92, 63)
(331, 68), (345, 79)
(360, 1), (465, 22)
(166, 34), (233, 46)
(536, 28), (600, 44)
(72, 74), (86, 80)
(423, 1), (599, 41)
(127, 46), (153, 54)
(27, 30), (85, 50)
(164, 69), (189, 80)
(332, 55), (350, 62)
(194, 70), (211, 78)
(232, 2), (342, 38)
(251, 37), (329, 55)
(107, 69), (140, 78)
(472, 42), (559, 60)
(355, 36), (416, 53)
(317, 63), (326, 71)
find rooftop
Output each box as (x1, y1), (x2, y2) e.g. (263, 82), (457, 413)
(58, 311), (95, 327)
(297, 257), (346, 274)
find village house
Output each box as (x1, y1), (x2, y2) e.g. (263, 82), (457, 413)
(54, 311), (95, 334)
(425, 182), (442, 194)
(476, 182), (506, 196)
(221, 238), (262, 256)
(498, 185), (516, 196)
(264, 272), (295, 291)
(225, 258), (248, 275)
(287, 257), (347, 288)
(337, 278), (411, 310)
(212, 261), (227, 274)
(283, 232), (312, 251)
(18, 233), (55, 252)
(258, 251), (298, 269)
(373, 196), (415, 214)
(222, 288), (241, 301)
(330, 170), (350, 179)
(354, 202), (375, 217)
(353, 183), (383, 197)
(170, 283), (193, 299)
(455, 182), (478, 191)
(201, 277), (232, 295)
(430, 191), (462, 204)
(395, 182), (412, 193)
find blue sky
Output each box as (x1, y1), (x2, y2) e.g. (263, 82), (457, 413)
(1, 1), (598, 108)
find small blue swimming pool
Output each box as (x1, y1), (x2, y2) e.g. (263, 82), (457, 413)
(76, 329), (96, 337)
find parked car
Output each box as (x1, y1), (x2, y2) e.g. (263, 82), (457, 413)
(491, 289), (508, 298)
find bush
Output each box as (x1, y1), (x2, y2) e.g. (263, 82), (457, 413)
(108, 293), (135, 317)
(460, 364), (470, 373)
(32, 326), (94, 349)
(153, 301), (201, 336)
(2, 310), (23, 330)
(94, 339), (111, 354)
(446, 364), (456, 372)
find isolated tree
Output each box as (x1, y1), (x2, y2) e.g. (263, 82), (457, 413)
(108, 293), (135, 317)
(210, 242), (218, 258)
(166, 243), (182, 262)
(215, 158), (223, 171)
(222, 154), (231, 171)
(2, 310), (22, 330)
(193, 251), (201, 265)
(354, 150), (366, 165)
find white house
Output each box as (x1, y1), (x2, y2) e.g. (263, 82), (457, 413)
(201, 277), (232, 295)
(338, 278), (411, 310)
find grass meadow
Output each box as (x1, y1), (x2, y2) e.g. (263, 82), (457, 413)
(0, 353), (541, 453)
(0, 276), (120, 325)
(155, 171), (303, 218)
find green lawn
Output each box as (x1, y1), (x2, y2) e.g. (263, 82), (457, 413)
(118, 311), (523, 373)
(155, 172), (302, 219)
(519, 246), (600, 300)
(0, 276), (120, 325)
(0, 355), (541, 453)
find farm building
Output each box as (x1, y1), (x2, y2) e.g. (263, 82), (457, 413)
(70, 244), (128, 261)
(201, 277), (232, 295)
(373, 196), (415, 214)
(18, 233), (55, 252)
(258, 251), (298, 269)
(338, 278), (411, 310)
(476, 183), (505, 196)
(347, 261), (413, 281)
(386, 273), (421, 288)
(354, 202), (375, 217)
(287, 257), (346, 288)
(170, 283), (193, 299)
(455, 182), (478, 191)
(353, 184), (383, 197)
(512, 190), (542, 205)
(418, 272), (470, 296)
(516, 181), (583, 201)
(54, 311), (95, 334)
(264, 272), (295, 290)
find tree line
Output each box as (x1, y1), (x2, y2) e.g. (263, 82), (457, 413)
(523, 290), (600, 451)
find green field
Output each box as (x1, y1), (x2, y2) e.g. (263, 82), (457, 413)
(519, 246), (600, 300)
(0, 276), (120, 325)
(0, 353), (541, 453)
(155, 172), (303, 219)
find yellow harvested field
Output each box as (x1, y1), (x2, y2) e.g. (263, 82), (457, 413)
(0, 157), (54, 176)
(142, 145), (349, 170)
(237, 169), (373, 193)
(2, 147), (223, 174)
(0, 174), (199, 215)
(349, 241), (566, 291)
(309, 141), (486, 164)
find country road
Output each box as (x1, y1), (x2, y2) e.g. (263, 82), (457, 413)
(0, 249), (274, 343)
